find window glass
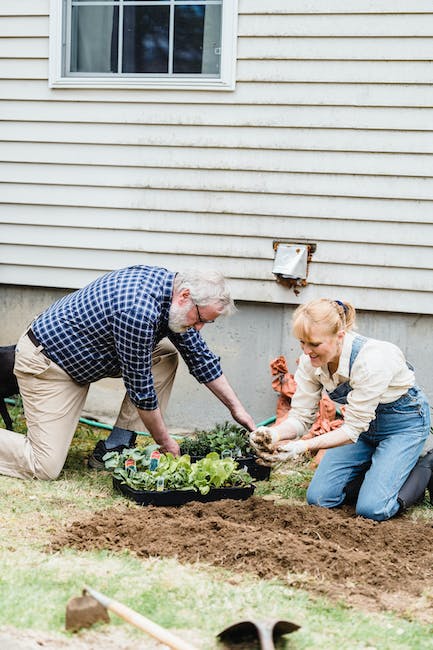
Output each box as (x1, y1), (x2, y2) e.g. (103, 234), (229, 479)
(68, 1), (222, 77)
(174, 5), (221, 74)
(123, 6), (170, 73)
(70, 5), (119, 73)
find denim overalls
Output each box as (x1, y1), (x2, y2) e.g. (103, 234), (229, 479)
(306, 335), (430, 521)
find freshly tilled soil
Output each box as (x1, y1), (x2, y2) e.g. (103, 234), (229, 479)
(50, 496), (433, 621)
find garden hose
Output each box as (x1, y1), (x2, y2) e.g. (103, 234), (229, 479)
(76, 415), (277, 437)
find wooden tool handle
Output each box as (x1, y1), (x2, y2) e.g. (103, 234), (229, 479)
(84, 586), (198, 650)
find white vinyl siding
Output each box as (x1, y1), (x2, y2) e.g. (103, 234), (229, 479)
(0, 0), (432, 315)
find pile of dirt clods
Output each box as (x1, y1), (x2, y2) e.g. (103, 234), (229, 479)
(50, 496), (433, 621)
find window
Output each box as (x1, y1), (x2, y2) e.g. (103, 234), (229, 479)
(49, 0), (238, 89)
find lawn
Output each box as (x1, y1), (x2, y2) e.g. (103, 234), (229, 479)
(0, 401), (432, 650)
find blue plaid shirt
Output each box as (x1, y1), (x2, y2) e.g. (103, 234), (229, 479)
(32, 265), (223, 410)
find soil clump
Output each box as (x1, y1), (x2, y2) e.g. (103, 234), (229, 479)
(50, 496), (433, 621)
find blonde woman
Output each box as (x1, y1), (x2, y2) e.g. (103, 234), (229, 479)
(251, 299), (432, 521)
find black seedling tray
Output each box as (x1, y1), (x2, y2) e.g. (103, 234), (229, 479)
(235, 456), (271, 481)
(113, 476), (255, 507)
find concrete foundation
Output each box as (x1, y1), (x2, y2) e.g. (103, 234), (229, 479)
(1, 284), (432, 433)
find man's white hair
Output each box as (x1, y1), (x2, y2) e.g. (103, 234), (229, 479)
(174, 269), (236, 316)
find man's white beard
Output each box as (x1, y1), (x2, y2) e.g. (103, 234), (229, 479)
(168, 302), (192, 333)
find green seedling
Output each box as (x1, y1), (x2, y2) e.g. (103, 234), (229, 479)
(179, 422), (253, 458)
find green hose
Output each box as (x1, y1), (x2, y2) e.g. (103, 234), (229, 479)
(77, 415), (276, 435)
(257, 415), (276, 427)
(78, 416), (113, 431)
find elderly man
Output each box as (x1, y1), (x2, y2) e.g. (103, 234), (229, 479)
(0, 265), (255, 480)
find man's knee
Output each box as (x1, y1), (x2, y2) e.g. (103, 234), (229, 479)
(152, 339), (178, 368)
(152, 340), (179, 389)
(166, 347), (179, 372)
(33, 460), (62, 481)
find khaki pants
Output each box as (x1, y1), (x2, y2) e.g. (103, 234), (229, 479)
(0, 332), (178, 480)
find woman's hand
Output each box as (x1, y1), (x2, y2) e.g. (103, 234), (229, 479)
(249, 426), (281, 453)
(254, 438), (310, 466)
(249, 422), (299, 453)
(276, 439), (309, 460)
(250, 427), (286, 456)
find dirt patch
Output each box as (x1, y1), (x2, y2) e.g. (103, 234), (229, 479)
(50, 496), (433, 622)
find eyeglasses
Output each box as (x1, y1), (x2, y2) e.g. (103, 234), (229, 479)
(195, 304), (215, 324)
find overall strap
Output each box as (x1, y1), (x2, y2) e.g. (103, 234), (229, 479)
(349, 335), (368, 375)
(326, 335), (368, 405)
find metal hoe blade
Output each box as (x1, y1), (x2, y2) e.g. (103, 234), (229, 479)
(65, 593), (110, 632)
(217, 618), (300, 650)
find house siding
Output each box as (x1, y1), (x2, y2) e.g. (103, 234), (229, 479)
(0, 0), (432, 316)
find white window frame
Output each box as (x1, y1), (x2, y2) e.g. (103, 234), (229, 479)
(49, 0), (238, 90)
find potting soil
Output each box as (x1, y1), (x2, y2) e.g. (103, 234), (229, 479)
(50, 496), (433, 622)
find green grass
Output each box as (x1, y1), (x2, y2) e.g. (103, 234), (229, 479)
(255, 464), (315, 502)
(1, 404), (432, 649)
(0, 546), (432, 649)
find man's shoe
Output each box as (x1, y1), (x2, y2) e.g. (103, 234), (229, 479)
(88, 440), (131, 470)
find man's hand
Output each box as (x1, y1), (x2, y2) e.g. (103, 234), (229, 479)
(137, 407), (180, 456)
(231, 406), (255, 432)
(159, 437), (180, 456)
(204, 375), (255, 431)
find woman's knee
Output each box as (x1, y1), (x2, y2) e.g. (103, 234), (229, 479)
(306, 483), (320, 505)
(355, 503), (385, 521)
(307, 480), (344, 508)
(355, 495), (398, 521)
(306, 483), (343, 507)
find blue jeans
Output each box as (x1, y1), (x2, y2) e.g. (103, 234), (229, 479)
(306, 386), (430, 521)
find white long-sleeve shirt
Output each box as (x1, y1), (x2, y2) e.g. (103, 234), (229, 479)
(285, 331), (415, 443)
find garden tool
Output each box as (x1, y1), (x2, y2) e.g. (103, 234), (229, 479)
(217, 618), (300, 650)
(65, 586), (198, 650)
